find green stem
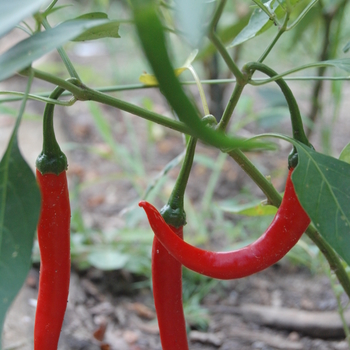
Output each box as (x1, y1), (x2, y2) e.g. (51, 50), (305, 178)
(36, 80), (79, 175)
(161, 137), (197, 227)
(20, 68), (85, 98)
(42, 0), (59, 16)
(217, 82), (245, 131)
(243, 62), (310, 147)
(308, 225), (350, 298)
(40, 17), (80, 79)
(85, 87), (193, 135)
(257, 14), (289, 63)
(208, 0), (245, 84)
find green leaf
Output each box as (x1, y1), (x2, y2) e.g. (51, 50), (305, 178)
(219, 200), (278, 216)
(322, 58), (350, 73)
(174, 0), (215, 48)
(197, 13), (251, 60)
(0, 0), (49, 38)
(228, 0), (280, 48)
(0, 19), (113, 82)
(87, 250), (129, 270)
(292, 143), (350, 266)
(339, 143), (350, 164)
(0, 138), (41, 341)
(131, 0), (269, 151)
(70, 12), (120, 41)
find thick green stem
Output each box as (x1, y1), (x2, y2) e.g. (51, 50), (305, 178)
(243, 62), (309, 146)
(161, 137), (197, 228)
(36, 80), (78, 175)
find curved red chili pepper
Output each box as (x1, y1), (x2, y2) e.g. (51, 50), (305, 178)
(34, 170), (71, 349)
(152, 227), (189, 350)
(140, 168), (310, 280)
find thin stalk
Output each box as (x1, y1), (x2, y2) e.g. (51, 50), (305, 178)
(251, 0), (278, 23)
(208, 0), (245, 84)
(4, 76), (350, 104)
(0, 91), (76, 106)
(287, 0), (320, 31)
(217, 83), (245, 132)
(39, 17), (80, 79)
(42, 0), (59, 16)
(257, 14), (289, 63)
(84, 87), (193, 136)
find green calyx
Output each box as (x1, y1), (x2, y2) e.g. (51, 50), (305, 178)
(36, 79), (79, 175)
(161, 136), (197, 228)
(160, 203), (186, 228)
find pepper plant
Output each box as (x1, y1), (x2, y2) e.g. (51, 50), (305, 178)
(1, 0), (350, 348)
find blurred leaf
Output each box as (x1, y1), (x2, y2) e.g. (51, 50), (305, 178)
(0, 19), (114, 81)
(71, 12), (120, 41)
(139, 50), (197, 85)
(197, 12), (251, 60)
(292, 143), (350, 266)
(0, 0), (49, 38)
(0, 138), (41, 340)
(228, 0), (280, 48)
(339, 143), (350, 164)
(131, 0), (269, 151)
(219, 200), (278, 216)
(88, 250), (129, 270)
(322, 58), (350, 73)
(174, 0), (215, 48)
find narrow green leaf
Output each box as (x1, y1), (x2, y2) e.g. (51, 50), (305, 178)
(219, 200), (278, 216)
(0, 0), (49, 38)
(292, 143), (350, 266)
(197, 13), (251, 60)
(0, 139), (41, 341)
(339, 143), (350, 164)
(323, 58), (350, 73)
(0, 19), (113, 82)
(70, 13), (120, 41)
(228, 0), (280, 48)
(131, 0), (268, 151)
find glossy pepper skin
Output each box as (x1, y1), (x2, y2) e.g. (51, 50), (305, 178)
(152, 226), (189, 350)
(35, 170), (71, 349)
(140, 168), (310, 280)
(34, 83), (74, 350)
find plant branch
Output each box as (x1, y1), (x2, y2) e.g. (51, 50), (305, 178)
(208, 0), (245, 84)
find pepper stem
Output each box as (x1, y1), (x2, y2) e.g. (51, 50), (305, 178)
(160, 137), (197, 228)
(242, 62), (312, 167)
(36, 79), (78, 175)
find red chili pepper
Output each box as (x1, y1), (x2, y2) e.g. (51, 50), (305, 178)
(34, 85), (72, 349)
(152, 227), (188, 350)
(140, 168), (310, 280)
(34, 170), (71, 349)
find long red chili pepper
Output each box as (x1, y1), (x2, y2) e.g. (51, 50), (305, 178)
(140, 168), (310, 280)
(34, 85), (71, 350)
(151, 137), (197, 350)
(152, 227), (188, 350)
